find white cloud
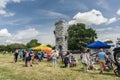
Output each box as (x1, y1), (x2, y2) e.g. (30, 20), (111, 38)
(117, 9), (120, 15)
(97, 33), (120, 44)
(3, 28), (40, 44)
(38, 34), (55, 45)
(4, 12), (15, 17)
(0, 0), (21, 17)
(0, 28), (11, 37)
(68, 20), (77, 25)
(96, 26), (120, 45)
(0, 26), (55, 45)
(96, 27), (112, 32)
(107, 17), (117, 24)
(7, 27), (55, 45)
(0, 0), (24, 17)
(0, 9), (15, 17)
(0, 0), (8, 9)
(69, 9), (108, 25)
(0, 9), (6, 15)
(5, 40), (22, 44)
(13, 28), (39, 40)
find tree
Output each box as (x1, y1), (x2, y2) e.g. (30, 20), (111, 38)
(47, 44), (55, 49)
(0, 45), (6, 51)
(26, 39), (41, 48)
(68, 23), (97, 50)
(6, 43), (26, 52)
(104, 40), (113, 44)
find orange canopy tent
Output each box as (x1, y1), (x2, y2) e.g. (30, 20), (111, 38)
(32, 44), (52, 55)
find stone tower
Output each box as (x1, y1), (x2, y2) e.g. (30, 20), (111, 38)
(54, 19), (68, 55)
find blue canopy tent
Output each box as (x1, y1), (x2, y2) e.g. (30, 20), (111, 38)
(87, 41), (111, 48)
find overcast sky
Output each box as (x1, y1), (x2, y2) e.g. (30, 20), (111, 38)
(0, 0), (120, 45)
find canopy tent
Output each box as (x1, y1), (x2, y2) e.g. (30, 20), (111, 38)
(87, 41), (111, 48)
(32, 44), (52, 55)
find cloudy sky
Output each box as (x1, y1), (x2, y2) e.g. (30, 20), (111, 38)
(0, 0), (120, 45)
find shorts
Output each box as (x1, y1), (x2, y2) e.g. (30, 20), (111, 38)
(99, 60), (105, 65)
(99, 60), (106, 69)
(26, 57), (31, 61)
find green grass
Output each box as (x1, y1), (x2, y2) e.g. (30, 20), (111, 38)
(0, 54), (119, 80)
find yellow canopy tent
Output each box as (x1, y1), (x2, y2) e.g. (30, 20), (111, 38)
(32, 44), (52, 55)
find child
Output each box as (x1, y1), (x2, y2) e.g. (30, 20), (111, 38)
(89, 60), (95, 70)
(81, 50), (90, 72)
(51, 50), (58, 68)
(70, 56), (77, 67)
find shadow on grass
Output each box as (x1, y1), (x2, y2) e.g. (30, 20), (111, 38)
(90, 71), (116, 77)
(103, 73), (115, 76)
(71, 67), (116, 77)
(70, 68), (83, 72)
(60, 66), (66, 68)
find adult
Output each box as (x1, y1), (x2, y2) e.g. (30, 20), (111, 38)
(14, 49), (19, 63)
(34, 51), (39, 62)
(22, 50), (26, 61)
(81, 50), (90, 72)
(25, 50), (29, 67)
(19, 50), (23, 59)
(98, 48), (107, 73)
(25, 50), (33, 67)
(38, 51), (43, 61)
(107, 52), (114, 71)
(63, 51), (70, 68)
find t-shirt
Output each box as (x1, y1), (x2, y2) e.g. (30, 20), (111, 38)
(98, 52), (107, 60)
(19, 51), (23, 55)
(64, 56), (69, 63)
(25, 52), (29, 57)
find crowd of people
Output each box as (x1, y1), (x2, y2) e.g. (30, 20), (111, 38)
(12, 48), (115, 74)
(13, 49), (48, 67)
(13, 49), (78, 68)
(80, 48), (114, 73)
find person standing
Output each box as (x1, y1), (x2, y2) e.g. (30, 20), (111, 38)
(98, 48), (107, 73)
(63, 51), (70, 68)
(38, 51), (42, 61)
(25, 50), (33, 67)
(19, 50), (23, 59)
(22, 50), (26, 61)
(81, 50), (90, 72)
(107, 52), (114, 71)
(14, 49), (19, 63)
(25, 50), (29, 67)
(51, 50), (58, 68)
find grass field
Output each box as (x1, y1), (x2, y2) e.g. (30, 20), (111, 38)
(0, 53), (119, 80)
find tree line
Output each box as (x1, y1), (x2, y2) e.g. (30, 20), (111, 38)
(0, 39), (54, 52)
(0, 23), (113, 52)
